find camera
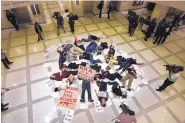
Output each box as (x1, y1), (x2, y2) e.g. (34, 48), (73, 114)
(119, 103), (135, 116)
(164, 64), (184, 73)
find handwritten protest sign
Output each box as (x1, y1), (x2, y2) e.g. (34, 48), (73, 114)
(78, 65), (96, 81)
(63, 110), (75, 123)
(58, 87), (79, 109)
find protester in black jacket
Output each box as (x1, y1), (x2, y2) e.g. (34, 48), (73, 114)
(144, 18), (157, 41)
(97, 0), (104, 18)
(34, 22), (44, 41)
(154, 19), (166, 37)
(6, 10), (19, 31)
(67, 12), (78, 33)
(153, 24), (167, 45)
(107, 1), (112, 19)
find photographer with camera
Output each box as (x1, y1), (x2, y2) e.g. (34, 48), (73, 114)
(112, 103), (137, 123)
(156, 64), (184, 92)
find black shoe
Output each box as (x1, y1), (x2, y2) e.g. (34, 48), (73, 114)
(38, 39), (40, 42)
(1, 107), (8, 112)
(127, 88), (131, 91)
(41, 38), (44, 40)
(6, 67), (10, 69)
(9, 62), (13, 64)
(88, 99), (94, 102)
(156, 88), (162, 92)
(80, 99), (85, 102)
(144, 39), (147, 41)
(3, 103), (9, 107)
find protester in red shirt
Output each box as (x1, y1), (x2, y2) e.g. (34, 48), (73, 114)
(50, 65), (78, 81)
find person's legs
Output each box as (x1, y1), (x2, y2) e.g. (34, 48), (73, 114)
(99, 9), (102, 18)
(61, 25), (66, 33)
(161, 34), (168, 44)
(157, 36), (164, 45)
(80, 81), (86, 101)
(153, 36), (160, 44)
(157, 78), (174, 91)
(1, 59), (10, 69)
(108, 59), (118, 68)
(11, 21), (19, 30)
(128, 24), (131, 34)
(4, 57), (12, 64)
(128, 74), (134, 88)
(121, 73), (129, 87)
(130, 28), (135, 36)
(86, 82), (93, 101)
(71, 23), (74, 32)
(57, 25), (60, 35)
(108, 10), (110, 19)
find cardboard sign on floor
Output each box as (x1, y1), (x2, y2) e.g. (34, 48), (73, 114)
(63, 109), (75, 123)
(94, 100), (104, 113)
(78, 65), (96, 82)
(58, 87), (79, 109)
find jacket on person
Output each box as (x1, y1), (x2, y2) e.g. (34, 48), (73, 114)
(34, 24), (42, 34)
(6, 13), (16, 22)
(97, 1), (104, 10)
(146, 20), (156, 36)
(86, 42), (97, 53)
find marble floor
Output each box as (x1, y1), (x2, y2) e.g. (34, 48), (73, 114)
(1, 2), (185, 123)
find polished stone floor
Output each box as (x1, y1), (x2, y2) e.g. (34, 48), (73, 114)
(1, 2), (185, 123)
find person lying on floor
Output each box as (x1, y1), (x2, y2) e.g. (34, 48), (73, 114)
(116, 58), (143, 74)
(67, 62), (87, 70)
(101, 69), (123, 81)
(50, 64), (78, 81)
(97, 42), (108, 55)
(74, 38), (86, 51)
(95, 80), (109, 107)
(79, 52), (102, 64)
(61, 43), (84, 55)
(57, 50), (77, 68)
(121, 67), (137, 91)
(106, 55), (127, 70)
(81, 35), (100, 42)
(107, 82), (127, 98)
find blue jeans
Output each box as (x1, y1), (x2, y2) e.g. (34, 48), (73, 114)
(81, 35), (93, 42)
(117, 61), (131, 72)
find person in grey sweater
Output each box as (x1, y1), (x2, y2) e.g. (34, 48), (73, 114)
(1, 49), (13, 69)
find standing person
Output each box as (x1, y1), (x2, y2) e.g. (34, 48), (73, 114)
(107, 1), (112, 19)
(80, 80), (94, 102)
(97, 0), (104, 18)
(144, 18), (157, 41)
(6, 10), (19, 31)
(56, 13), (65, 36)
(67, 12), (78, 33)
(1, 49), (13, 69)
(34, 22), (44, 41)
(130, 17), (138, 36)
(127, 15), (134, 36)
(156, 65), (184, 92)
(154, 19), (166, 37)
(168, 14), (181, 35)
(121, 68), (137, 91)
(141, 16), (151, 33)
(153, 24), (167, 45)
(160, 24), (170, 44)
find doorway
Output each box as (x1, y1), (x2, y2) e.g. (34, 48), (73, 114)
(83, 1), (93, 14)
(11, 7), (31, 24)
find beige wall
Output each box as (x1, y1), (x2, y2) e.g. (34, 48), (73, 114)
(1, 10), (14, 29)
(92, 1), (109, 15)
(71, 1), (84, 17)
(154, 1), (185, 11)
(116, 1), (148, 11)
(26, 5), (46, 24)
(152, 4), (169, 20)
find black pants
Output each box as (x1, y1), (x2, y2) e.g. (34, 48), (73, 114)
(99, 9), (102, 18)
(69, 23), (74, 33)
(1, 57), (11, 69)
(10, 21), (19, 30)
(160, 34), (168, 44)
(37, 33), (43, 41)
(81, 80), (92, 100)
(99, 81), (107, 91)
(158, 78), (174, 90)
(108, 9), (111, 19)
(154, 35), (164, 45)
(128, 24), (132, 34)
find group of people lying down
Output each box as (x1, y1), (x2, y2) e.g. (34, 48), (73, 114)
(49, 34), (144, 107)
